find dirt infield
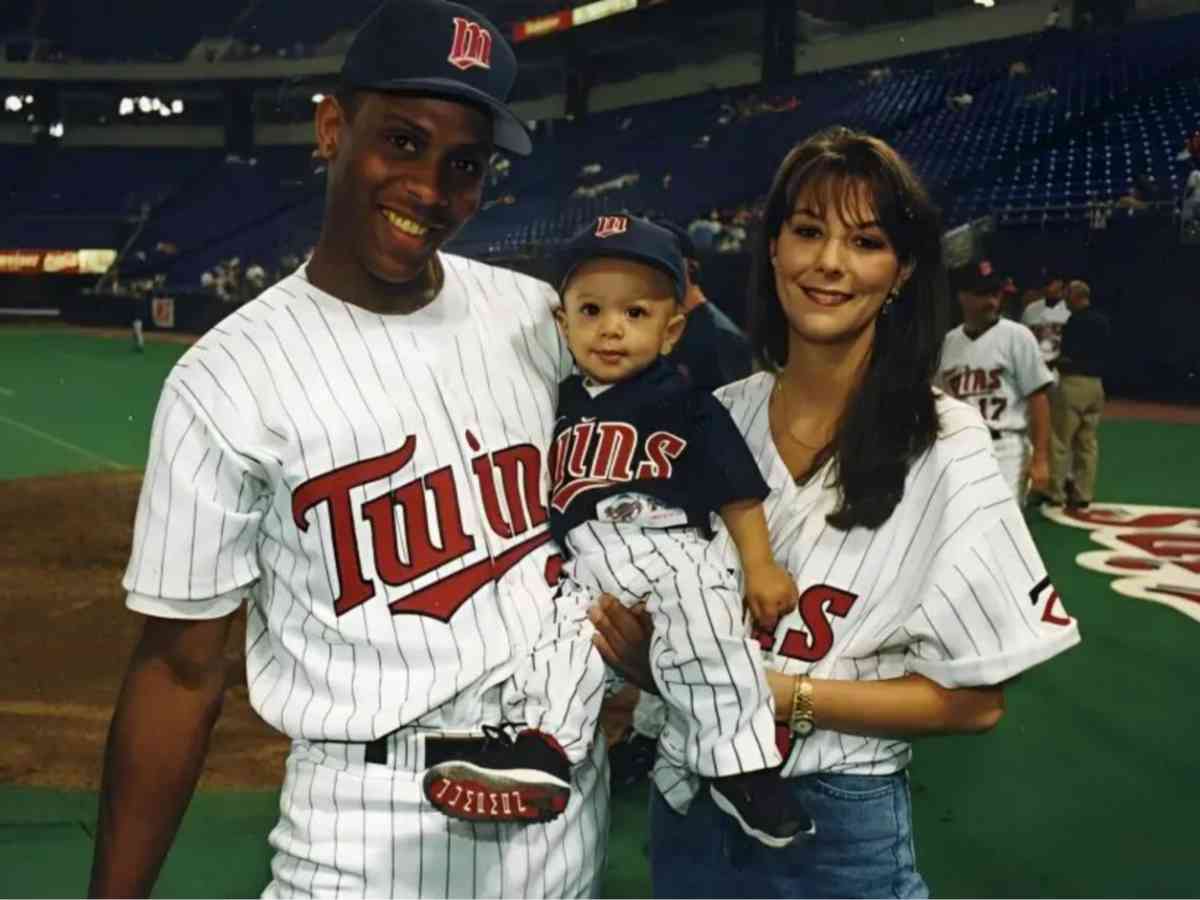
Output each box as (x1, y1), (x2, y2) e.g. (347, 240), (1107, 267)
(1105, 398), (1200, 424)
(0, 471), (288, 791)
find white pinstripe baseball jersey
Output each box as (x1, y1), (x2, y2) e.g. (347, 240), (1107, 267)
(653, 374), (1081, 810)
(938, 319), (1054, 434)
(123, 255), (592, 747)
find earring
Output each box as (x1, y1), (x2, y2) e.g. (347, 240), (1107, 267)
(881, 287), (900, 315)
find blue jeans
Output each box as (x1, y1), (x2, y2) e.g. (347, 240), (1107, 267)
(650, 772), (929, 899)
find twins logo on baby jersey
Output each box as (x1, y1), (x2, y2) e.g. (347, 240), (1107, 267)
(1043, 502), (1200, 624)
(548, 419), (685, 512)
(292, 430), (554, 621)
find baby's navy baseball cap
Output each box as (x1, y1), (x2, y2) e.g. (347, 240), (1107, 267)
(651, 217), (697, 260)
(341, 0), (532, 156)
(560, 215), (687, 301)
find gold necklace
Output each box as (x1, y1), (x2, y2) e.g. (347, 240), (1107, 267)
(772, 378), (834, 451)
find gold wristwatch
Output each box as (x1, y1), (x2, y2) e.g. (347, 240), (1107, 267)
(790, 675), (815, 737)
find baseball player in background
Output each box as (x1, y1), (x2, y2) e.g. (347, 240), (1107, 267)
(1021, 274), (1071, 372)
(1182, 155), (1200, 242)
(940, 260), (1054, 504)
(88, 2), (610, 898)
(424, 215), (812, 847)
(1020, 272), (1071, 500)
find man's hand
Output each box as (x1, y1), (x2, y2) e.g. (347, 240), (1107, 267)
(1029, 453), (1051, 496)
(743, 561), (799, 631)
(588, 594), (657, 694)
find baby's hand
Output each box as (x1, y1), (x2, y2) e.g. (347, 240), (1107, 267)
(744, 562), (799, 631)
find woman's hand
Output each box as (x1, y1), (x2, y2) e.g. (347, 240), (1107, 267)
(588, 593), (658, 694)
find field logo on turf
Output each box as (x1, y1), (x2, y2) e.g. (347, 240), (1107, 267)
(1043, 503), (1200, 623)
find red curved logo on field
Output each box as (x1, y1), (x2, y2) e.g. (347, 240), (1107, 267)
(1042, 503), (1200, 624)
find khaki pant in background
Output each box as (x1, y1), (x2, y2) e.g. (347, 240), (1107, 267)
(1050, 374), (1105, 504)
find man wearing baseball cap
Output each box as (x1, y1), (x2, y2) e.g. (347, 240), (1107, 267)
(89, 3), (610, 897)
(654, 217), (755, 394)
(937, 259), (1055, 505)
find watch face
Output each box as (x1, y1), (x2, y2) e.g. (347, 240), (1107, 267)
(794, 719), (814, 737)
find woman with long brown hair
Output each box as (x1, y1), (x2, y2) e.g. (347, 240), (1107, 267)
(591, 126), (1080, 897)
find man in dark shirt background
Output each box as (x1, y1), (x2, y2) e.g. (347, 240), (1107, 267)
(1048, 280), (1111, 508)
(657, 219), (755, 393)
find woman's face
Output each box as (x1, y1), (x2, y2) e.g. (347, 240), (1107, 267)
(769, 179), (910, 348)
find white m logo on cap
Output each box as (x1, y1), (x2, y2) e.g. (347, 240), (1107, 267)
(595, 216), (628, 238)
(448, 17), (492, 70)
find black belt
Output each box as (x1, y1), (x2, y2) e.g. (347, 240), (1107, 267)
(363, 733), (488, 767)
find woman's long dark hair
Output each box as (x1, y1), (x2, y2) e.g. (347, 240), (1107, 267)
(748, 126), (948, 530)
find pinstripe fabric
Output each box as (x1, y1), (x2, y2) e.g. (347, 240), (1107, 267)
(121, 256), (609, 895)
(124, 256), (575, 739)
(653, 374), (1081, 812)
(566, 522), (778, 777)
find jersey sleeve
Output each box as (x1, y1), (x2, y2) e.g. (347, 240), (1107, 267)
(690, 391), (770, 511)
(122, 380), (270, 619)
(1011, 324), (1055, 397)
(901, 504), (1081, 688)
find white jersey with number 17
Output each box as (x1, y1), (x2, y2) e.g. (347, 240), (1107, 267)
(938, 319), (1053, 433)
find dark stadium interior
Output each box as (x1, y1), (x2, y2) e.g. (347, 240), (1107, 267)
(4, 0), (1196, 400)
(1, 2), (1199, 896)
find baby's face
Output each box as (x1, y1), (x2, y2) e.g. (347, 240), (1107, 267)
(556, 258), (685, 384)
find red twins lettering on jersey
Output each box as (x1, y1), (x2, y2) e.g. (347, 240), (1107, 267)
(291, 430), (549, 621)
(1028, 575), (1072, 626)
(942, 366), (1004, 399)
(448, 16), (492, 70)
(752, 585), (860, 662)
(594, 216), (629, 238)
(549, 419), (685, 512)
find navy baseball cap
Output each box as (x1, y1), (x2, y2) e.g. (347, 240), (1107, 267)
(559, 215), (687, 301)
(651, 217), (697, 260)
(949, 258), (1004, 295)
(341, 0), (532, 156)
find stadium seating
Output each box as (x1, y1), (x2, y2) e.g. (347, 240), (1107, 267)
(5, 13), (1199, 290)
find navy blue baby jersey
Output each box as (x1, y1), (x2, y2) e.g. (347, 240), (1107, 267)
(549, 358), (769, 550)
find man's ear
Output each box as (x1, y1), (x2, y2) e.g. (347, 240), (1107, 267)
(314, 95), (347, 162)
(553, 305), (568, 336)
(660, 308), (688, 356)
